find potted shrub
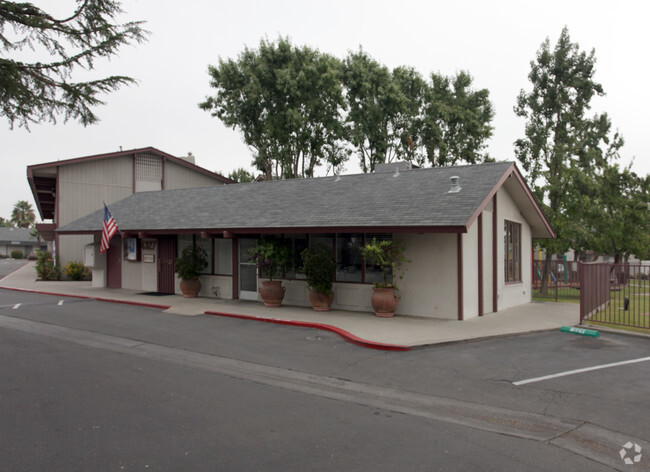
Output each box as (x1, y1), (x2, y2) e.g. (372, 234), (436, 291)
(361, 238), (410, 317)
(175, 244), (208, 298)
(301, 245), (336, 311)
(249, 238), (291, 307)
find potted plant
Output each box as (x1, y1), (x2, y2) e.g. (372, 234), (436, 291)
(301, 245), (336, 311)
(249, 238), (291, 307)
(175, 244), (208, 298)
(361, 238), (410, 317)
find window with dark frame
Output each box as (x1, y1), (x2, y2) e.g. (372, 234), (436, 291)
(179, 232), (393, 284)
(504, 220), (522, 283)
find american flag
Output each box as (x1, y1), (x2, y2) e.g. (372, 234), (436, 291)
(100, 204), (118, 254)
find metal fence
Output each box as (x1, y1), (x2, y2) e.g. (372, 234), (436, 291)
(579, 263), (650, 330)
(532, 259), (581, 302)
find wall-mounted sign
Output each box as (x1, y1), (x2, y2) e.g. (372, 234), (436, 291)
(142, 239), (157, 250)
(124, 238), (139, 261)
(143, 254), (155, 263)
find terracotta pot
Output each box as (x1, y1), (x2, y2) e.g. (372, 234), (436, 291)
(259, 280), (286, 307)
(180, 277), (201, 298)
(370, 287), (399, 317)
(309, 289), (334, 312)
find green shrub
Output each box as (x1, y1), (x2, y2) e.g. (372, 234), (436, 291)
(35, 250), (61, 281)
(175, 244), (208, 280)
(11, 250), (23, 259)
(64, 261), (90, 281)
(301, 245), (336, 296)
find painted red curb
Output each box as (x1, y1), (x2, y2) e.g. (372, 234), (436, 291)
(0, 286), (172, 310)
(204, 310), (412, 351)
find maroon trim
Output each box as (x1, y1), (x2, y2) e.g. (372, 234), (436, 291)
(161, 156), (166, 190)
(204, 311), (411, 351)
(0, 287), (171, 310)
(464, 163), (554, 239)
(457, 233), (463, 321)
(232, 238), (239, 300)
(54, 167), (60, 263)
(132, 154), (136, 193)
(478, 213), (484, 317)
(57, 225), (468, 236)
(508, 167), (555, 238)
(26, 146), (233, 183)
(492, 194), (498, 313)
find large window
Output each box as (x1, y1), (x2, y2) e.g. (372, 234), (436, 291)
(336, 233), (364, 282)
(504, 221), (522, 282)
(177, 235), (232, 276)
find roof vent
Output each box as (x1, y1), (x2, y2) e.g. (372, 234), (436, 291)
(393, 167), (400, 177)
(448, 176), (461, 193)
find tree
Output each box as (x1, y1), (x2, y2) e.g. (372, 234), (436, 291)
(422, 71), (494, 166)
(10, 200), (35, 227)
(590, 163), (650, 263)
(227, 167), (255, 183)
(343, 50), (410, 172)
(514, 27), (622, 292)
(0, 216), (12, 227)
(200, 37), (348, 179)
(343, 51), (494, 172)
(0, 0), (148, 128)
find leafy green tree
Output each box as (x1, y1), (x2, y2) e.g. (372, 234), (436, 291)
(343, 50), (420, 172)
(0, 216), (12, 227)
(590, 164), (649, 263)
(227, 167), (255, 183)
(201, 37), (348, 179)
(10, 200), (35, 228)
(514, 27), (622, 291)
(343, 51), (493, 172)
(422, 71), (494, 166)
(0, 0), (148, 128)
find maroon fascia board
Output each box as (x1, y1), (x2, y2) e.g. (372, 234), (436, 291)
(27, 147), (235, 221)
(27, 146), (234, 184)
(57, 225), (469, 236)
(464, 162), (555, 239)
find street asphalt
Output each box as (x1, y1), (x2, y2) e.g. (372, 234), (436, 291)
(1, 259), (648, 471)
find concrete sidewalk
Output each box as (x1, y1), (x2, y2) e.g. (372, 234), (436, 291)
(0, 261), (580, 349)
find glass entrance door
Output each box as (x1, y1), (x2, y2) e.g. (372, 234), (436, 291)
(239, 238), (258, 300)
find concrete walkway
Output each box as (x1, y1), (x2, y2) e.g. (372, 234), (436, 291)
(0, 262), (580, 349)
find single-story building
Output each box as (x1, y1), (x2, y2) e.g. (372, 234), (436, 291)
(27, 147), (233, 271)
(56, 161), (554, 320)
(0, 227), (47, 258)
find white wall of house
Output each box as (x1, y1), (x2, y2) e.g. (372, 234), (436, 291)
(497, 187), (533, 309)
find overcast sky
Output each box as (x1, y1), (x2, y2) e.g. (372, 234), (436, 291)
(2, 0), (648, 221)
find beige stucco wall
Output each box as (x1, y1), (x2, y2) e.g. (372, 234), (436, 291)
(496, 187), (533, 309)
(395, 233), (459, 319)
(173, 274), (234, 299)
(57, 156), (133, 267)
(57, 156), (133, 226)
(164, 161), (225, 190)
(462, 223), (479, 319)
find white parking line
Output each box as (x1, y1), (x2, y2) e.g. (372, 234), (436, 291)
(12, 303), (21, 309)
(513, 357), (650, 386)
(58, 300), (64, 306)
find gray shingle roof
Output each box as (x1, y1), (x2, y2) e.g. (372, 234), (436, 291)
(0, 227), (37, 243)
(57, 162), (551, 236)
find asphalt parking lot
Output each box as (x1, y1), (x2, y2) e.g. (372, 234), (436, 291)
(1, 277), (649, 470)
